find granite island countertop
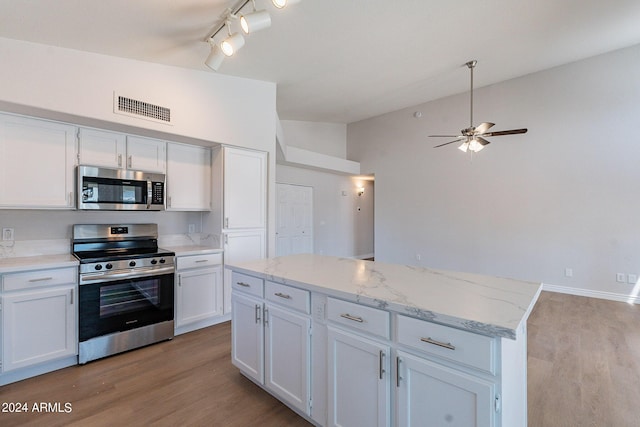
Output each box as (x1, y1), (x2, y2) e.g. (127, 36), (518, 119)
(228, 254), (542, 340)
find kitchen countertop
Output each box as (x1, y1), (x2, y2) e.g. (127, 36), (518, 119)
(228, 254), (542, 340)
(0, 254), (79, 274)
(164, 246), (223, 257)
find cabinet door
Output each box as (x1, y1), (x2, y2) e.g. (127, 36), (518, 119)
(327, 327), (390, 427)
(78, 128), (126, 168)
(223, 147), (266, 229)
(396, 351), (495, 427)
(166, 143), (211, 211)
(176, 266), (222, 328)
(126, 135), (166, 173)
(2, 285), (77, 372)
(231, 293), (264, 384)
(0, 114), (77, 208)
(223, 230), (266, 314)
(265, 304), (311, 415)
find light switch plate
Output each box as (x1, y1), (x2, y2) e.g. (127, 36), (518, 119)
(2, 228), (14, 241)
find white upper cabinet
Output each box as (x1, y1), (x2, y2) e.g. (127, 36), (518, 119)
(78, 128), (166, 174)
(0, 113), (77, 209)
(223, 147), (266, 229)
(166, 143), (211, 211)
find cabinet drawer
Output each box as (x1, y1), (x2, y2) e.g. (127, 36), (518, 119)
(176, 253), (222, 270)
(2, 267), (77, 291)
(232, 271), (264, 298)
(397, 315), (496, 374)
(326, 297), (390, 340)
(265, 281), (310, 314)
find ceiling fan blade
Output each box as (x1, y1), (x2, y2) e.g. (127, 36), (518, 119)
(476, 137), (491, 146)
(433, 139), (462, 148)
(429, 134), (463, 138)
(482, 128), (528, 137)
(474, 122), (495, 134)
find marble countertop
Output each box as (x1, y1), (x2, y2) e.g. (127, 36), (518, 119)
(0, 254), (79, 274)
(163, 245), (224, 257)
(229, 254), (542, 340)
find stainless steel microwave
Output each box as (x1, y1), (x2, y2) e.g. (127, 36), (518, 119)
(77, 166), (165, 211)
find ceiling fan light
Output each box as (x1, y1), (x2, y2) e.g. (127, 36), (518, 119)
(458, 141), (469, 152)
(221, 32), (245, 56)
(240, 10), (271, 34)
(272, 0), (301, 9)
(205, 42), (225, 71)
(469, 138), (484, 152)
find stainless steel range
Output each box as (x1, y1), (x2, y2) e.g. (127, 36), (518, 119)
(72, 223), (175, 364)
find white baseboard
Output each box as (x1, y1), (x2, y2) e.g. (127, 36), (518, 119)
(543, 283), (640, 305)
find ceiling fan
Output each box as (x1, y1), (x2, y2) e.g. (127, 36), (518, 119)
(430, 60), (527, 153)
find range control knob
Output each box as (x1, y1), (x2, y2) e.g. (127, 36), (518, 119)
(129, 260), (136, 267)
(159, 258), (166, 264)
(94, 264), (103, 271)
(150, 259), (158, 265)
(105, 263), (113, 270)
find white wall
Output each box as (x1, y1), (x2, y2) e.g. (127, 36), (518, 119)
(281, 120), (346, 158)
(347, 43), (640, 300)
(276, 165), (373, 258)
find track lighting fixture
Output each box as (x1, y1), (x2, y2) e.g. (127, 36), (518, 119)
(240, 0), (271, 34)
(272, 0), (301, 8)
(203, 0), (301, 71)
(205, 40), (225, 71)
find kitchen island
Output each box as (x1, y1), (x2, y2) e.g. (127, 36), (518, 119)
(228, 254), (541, 427)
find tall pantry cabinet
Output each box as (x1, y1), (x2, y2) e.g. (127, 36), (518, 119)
(211, 146), (267, 313)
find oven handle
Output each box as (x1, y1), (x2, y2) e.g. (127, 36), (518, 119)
(79, 266), (174, 285)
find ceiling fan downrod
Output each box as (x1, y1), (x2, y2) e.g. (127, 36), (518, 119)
(467, 60), (477, 129)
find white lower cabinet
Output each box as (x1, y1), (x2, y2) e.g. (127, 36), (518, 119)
(175, 253), (224, 335)
(1, 267), (78, 378)
(396, 350), (495, 427)
(231, 273), (312, 416)
(327, 327), (391, 427)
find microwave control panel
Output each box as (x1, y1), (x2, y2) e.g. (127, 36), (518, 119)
(151, 182), (164, 204)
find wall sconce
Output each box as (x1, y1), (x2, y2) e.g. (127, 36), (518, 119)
(357, 186), (365, 197)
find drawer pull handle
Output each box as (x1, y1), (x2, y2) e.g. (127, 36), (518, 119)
(340, 313), (364, 323)
(236, 282), (250, 287)
(195, 259), (209, 263)
(28, 277), (53, 283)
(275, 292), (291, 299)
(420, 337), (456, 351)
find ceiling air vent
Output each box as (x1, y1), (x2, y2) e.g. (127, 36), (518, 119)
(114, 93), (172, 125)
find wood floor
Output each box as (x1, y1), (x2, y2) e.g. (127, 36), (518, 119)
(1, 291), (639, 426)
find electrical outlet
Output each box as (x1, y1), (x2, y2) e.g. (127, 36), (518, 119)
(628, 274), (638, 284)
(188, 224), (195, 234)
(564, 268), (573, 278)
(616, 273), (626, 283)
(2, 228), (14, 241)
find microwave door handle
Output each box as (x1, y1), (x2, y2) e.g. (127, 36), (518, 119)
(147, 179), (152, 209)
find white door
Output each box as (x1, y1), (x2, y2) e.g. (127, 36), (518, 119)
(265, 304), (311, 414)
(231, 293), (264, 384)
(223, 147), (266, 229)
(2, 285), (77, 371)
(176, 266), (223, 328)
(396, 351), (495, 427)
(126, 135), (166, 173)
(0, 114), (77, 209)
(327, 327), (391, 427)
(78, 128), (126, 168)
(166, 143), (211, 211)
(276, 183), (313, 256)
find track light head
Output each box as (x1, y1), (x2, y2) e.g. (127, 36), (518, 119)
(221, 32), (245, 56)
(272, 0), (302, 9)
(240, 9), (271, 34)
(205, 41), (225, 71)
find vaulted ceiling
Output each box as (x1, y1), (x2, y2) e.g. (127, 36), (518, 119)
(1, 0), (640, 123)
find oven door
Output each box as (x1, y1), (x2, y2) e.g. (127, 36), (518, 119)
(78, 268), (174, 342)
